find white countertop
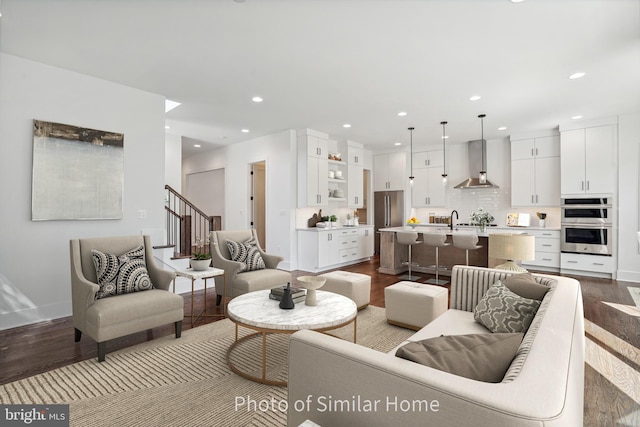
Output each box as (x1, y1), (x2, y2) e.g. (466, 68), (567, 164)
(379, 224), (559, 236)
(298, 224), (373, 231)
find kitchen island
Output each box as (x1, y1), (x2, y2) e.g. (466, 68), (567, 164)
(378, 225), (521, 277)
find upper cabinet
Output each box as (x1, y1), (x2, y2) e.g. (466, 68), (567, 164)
(510, 135), (560, 207)
(297, 129), (329, 207)
(412, 149), (445, 207)
(560, 125), (616, 196)
(347, 141), (364, 208)
(374, 152), (406, 191)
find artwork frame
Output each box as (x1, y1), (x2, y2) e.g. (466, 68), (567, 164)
(31, 120), (124, 221)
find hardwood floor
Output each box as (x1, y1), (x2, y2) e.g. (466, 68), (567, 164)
(1, 257), (639, 425)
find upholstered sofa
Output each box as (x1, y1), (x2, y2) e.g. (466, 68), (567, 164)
(209, 229), (291, 305)
(288, 265), (585, 426)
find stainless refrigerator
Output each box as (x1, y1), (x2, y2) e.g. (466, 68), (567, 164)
(374, 190), (404, 253)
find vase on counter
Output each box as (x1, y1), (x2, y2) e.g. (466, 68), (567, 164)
(539, 219), (546, 228)
(478, 223), (487, 233)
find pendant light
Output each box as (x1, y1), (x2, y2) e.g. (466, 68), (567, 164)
(478, 114), (487, 184)
(440, 121), (448, 186)
(408, 127), (415, 186)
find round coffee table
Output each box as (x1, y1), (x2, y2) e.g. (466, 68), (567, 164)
(226, 289), (357, 386)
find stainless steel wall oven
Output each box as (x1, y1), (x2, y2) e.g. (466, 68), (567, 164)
(561, 197), (612, 256)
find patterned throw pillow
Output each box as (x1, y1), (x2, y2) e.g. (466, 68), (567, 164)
(92, 245), (153, 299)
(474, 281), (541, 333)
(226, 238), (266, 272)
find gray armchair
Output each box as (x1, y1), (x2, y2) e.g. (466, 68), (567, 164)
(210, 229), (291, 305)
(70, 235), (184, 362)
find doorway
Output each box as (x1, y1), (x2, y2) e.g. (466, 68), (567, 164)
(251, 161), (266, 249)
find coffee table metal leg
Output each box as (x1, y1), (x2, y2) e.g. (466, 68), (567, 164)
(191, 277), (196, 326)
(354, 317), (357, 343)
(262, 331), (267, 381)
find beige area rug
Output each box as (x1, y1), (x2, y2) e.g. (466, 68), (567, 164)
(0, 307), (412, 427)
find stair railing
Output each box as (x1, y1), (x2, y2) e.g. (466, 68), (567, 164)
(164, 185), (222, 258)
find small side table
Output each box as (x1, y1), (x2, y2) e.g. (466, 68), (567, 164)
(174, 267), (226, 326)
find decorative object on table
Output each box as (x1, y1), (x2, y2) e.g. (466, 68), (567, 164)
(191, 237), (212, 271)
(334, 170), (343, 179)
(329, 215), (338, 227)
(328, 152), (342, 161)
(297, 276), (327, 306)
(488, 233), (536, 272)
(328, 170), (335, 179)
(406, 216), (420, 229)
(332, 188), (344, 198)
(470, 207), (494, 233)
(270, 284), (306, 304)
(506, 213), (530, 227)
(353, 210), (359, 226)
(536, 212), (547, 228)
(278, 282), (295, 309)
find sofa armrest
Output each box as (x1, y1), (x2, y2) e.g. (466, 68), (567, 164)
(146, 262), (176, 291)
(210, 239), (244, 278)
(69, 239), (99, 330)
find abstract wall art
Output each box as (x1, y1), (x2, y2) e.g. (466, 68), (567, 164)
(32, 120), (124, 220)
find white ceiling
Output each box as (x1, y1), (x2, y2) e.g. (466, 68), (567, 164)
(1, 0), (639, 158)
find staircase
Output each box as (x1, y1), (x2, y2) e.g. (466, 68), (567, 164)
(164, 185), (222, 259)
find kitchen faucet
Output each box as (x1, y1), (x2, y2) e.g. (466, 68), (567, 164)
(450, 210), (459, 231)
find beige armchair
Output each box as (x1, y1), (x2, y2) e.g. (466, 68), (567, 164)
(210, 229), (291, 305)
(70, 235), (184, 362)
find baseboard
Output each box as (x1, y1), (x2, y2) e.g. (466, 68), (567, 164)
(615, 270), (640, 283)
(0, 301), (69, 331)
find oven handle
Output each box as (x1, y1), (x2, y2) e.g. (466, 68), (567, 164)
(561, 223), (612, 229)
(561, 204), (612, 209)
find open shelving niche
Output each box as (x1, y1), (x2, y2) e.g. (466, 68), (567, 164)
(328, 159), (347, 202)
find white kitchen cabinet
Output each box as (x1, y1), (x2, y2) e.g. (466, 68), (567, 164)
(298, 130), (329, 207)
(511, 136), (560, 160)
(346, 141), (364, 208)
(511, 135), (560, 207)
(374, 152), (406, 191)
(522, 229), (560, 271)
(561, 252), (613, 275)
(412, 167), (445, 207)
(413, 149), (443, 168)
(560, 125), (615, 196)
(297, 227), (374, 273)
(511, 156), (560, 207)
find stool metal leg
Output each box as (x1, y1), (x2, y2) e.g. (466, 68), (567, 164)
(425, 246), (449, 286)
(399, 244), (420, 281)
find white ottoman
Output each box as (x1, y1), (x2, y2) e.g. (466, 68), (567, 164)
(318, 271), (371, 310)
(384, 281), (448, 330)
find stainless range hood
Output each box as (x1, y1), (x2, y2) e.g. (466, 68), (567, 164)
(454, 139), (499, 189)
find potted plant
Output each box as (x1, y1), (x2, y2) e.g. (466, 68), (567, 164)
(470, 207), (494, 233)
(330, 215), (337, 227)
(191, 251), (211, 271)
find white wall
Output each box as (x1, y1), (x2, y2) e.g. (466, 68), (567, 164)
(0, 53), (167, 329)
(616, 112), (640, 282)
(164, 133), (182, 193)
(182, 130), (297, 270)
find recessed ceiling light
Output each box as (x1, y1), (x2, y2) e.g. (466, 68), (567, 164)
(498, 126), (507, 130)
(394, 142), (402, 146)
(397, 112), (407, 117)
(194, 144), (201, 148)
(251, 96), (263, 103)
(165, 99), (181, 113)
(343, 124), (351, 128)
(469, 95), (481, 101)
(510, 0), (525, 3)
(241, 129), (250, 133)
(441, 136), (449, 139)
(569, 72), (586, 80)
(571, 115), (583, 120)
(164, 125), (170, 130)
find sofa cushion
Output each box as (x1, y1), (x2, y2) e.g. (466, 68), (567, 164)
(474, 281), (541, 333)
(395, 333), (523, 382)
(92, 245), (153, 299)
(503, 273), (549, 301)
(226, 238), (265, 272)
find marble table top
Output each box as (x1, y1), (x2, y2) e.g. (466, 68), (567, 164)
(175, 267), (225, 279)
(227, 290), (357, 331)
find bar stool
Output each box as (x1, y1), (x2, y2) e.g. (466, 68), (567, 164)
(422, 233), (450, 285)
(452, 234), (483, 266)
(396, 231), (420, 281)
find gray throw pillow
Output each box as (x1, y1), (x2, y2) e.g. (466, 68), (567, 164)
(396, 333), (524, 383)
(226, 237), (266, 272)
(502, 273), (549, 301)
(92, 245), (153, 299)
(474, 281), (541, 333)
